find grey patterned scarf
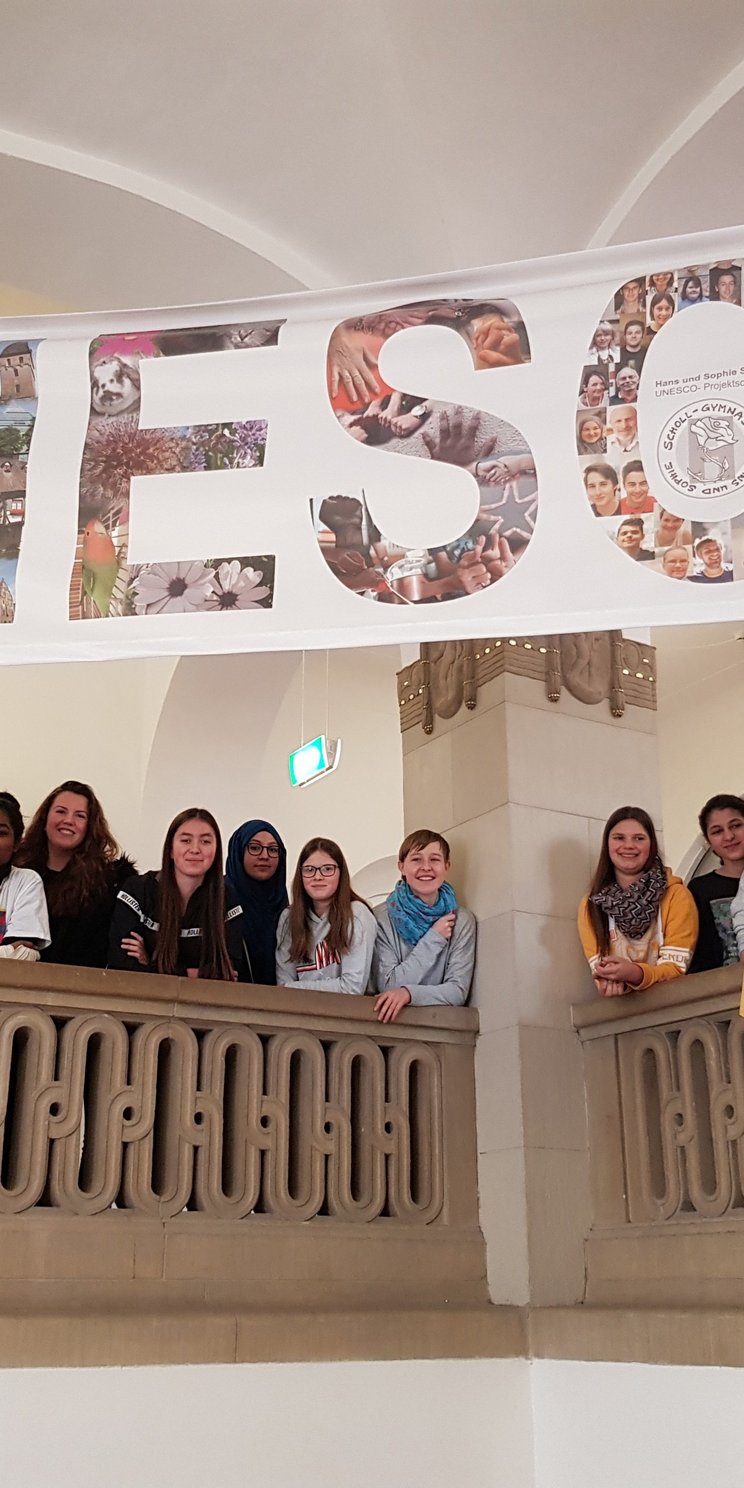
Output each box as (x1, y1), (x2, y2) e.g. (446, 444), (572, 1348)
(590, 856), (667, 939)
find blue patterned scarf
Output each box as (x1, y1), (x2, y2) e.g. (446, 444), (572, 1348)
(387, 878), (457, 945)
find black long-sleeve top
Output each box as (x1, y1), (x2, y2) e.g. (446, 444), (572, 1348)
(107, 870), (243, 978)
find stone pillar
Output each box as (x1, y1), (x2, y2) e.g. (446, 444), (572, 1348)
(397, 635), (659, 1305)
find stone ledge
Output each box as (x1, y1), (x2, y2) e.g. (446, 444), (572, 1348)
(0, 1302), (526, 1369)
(528, 1306), (744, 1368)
(4, 1298), (744, 1369)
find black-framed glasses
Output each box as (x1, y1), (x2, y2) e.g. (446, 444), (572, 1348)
(301, 863), (339, 879)
(246, 841), (279, 859)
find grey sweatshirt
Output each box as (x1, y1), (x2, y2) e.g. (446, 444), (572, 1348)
(372, 903), (476, 1007)
(275, 901), (376, 994)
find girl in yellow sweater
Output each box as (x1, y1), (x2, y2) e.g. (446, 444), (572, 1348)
(578, 806), (698, 997)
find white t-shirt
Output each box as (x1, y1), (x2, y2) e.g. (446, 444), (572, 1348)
(0, 866), (51, 947)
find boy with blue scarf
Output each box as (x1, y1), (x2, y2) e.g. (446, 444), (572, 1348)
(372, 829), (476, 1022)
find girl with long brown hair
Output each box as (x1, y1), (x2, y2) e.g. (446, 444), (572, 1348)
(578, 806), (697, 998)
(15, 780), (134, 967)
(275, 837), (376, 994)
(108, 809), (242, 980)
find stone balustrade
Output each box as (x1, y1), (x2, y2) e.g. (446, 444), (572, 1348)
(573, 964), (744, 1306)
(0, 961), (486, 1316)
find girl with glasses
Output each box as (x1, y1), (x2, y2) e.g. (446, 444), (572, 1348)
(276, 837), (376, 994)
(225, 818), (288, 984)
(108, 808), (242, 980)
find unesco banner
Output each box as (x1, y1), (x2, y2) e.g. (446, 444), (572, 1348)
(3, 224), (744, 664)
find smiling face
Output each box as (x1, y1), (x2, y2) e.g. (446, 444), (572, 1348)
(583, 374), (607, 406)
(243, 830), (280, 882)
(593, 323), (613, 350)
(617, 521), (643, 553)
(662, 546), (690, 578)
(652, 298), (674, 329)
(608, 818), (652, 879)
(623, 469), (649, 508)
(171, 818), (217, 881)
(623, 321), (644, 351)
(580, 417), (603, 446)
(621, 281), (643, 309)
(585, 469), (618, 512)
(615, 368), (639, 402)
(609, 406), (638, 443)
(657, 510), (683, 537)
(705, 808), (744, 870)
(697, 539), (723, 571)
(301, 850), (341, 910)
(46, 791), (89, 857)
(399, 841), (449, 905)
(718, 272), (737, 302)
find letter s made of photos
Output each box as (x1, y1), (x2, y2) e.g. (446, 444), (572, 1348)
(316, 298), (537, 605)
(578, 261), (744, 587)
(0, 339), (41, 626)
(69, 319), (284, 621)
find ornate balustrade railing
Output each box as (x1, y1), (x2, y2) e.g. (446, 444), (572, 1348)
(0, 962), (485, 1312)
(573, 964), (744, 1305)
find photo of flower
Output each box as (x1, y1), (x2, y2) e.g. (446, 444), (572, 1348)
(126, 554), (275, 619)
(186, 421), (267, 471)
(131, 561), (215, 615)
(202, 559), (272, 610)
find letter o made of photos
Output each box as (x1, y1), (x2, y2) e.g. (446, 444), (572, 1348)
(577, 261), (744, 589)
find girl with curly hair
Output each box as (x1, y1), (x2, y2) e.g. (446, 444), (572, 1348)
(15, 781), (135, 967)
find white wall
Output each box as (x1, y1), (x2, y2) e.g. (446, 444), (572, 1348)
(3, 656), (177, 853)
(531, 1359), (744, 1488)
(4, 1355), (744, 1487)
(4, 646), (405, 881)
(654, 621), (744, 871)
(138, 648), (404, 876)
(0, 1359), (534, 1488)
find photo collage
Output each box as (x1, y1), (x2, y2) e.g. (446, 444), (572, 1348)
(577, 260), (744, 585)
(318, 298), (537, 603)
(69, 320), (285, 620)
(0, 340), (39, 624)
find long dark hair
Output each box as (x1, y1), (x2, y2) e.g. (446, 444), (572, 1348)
(288, 837), (367, 964)
(0, 791), (24, 884)
(16, 780), (120, 914)
(587, 806), (660, 956)
(157, 808), (233, 981)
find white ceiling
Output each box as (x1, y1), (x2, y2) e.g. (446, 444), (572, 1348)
(3, 0), (744, 309)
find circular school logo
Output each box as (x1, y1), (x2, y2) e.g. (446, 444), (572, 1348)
(658, 399), (744, 499)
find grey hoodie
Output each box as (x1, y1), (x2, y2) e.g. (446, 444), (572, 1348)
(372, 902), (476, 1007)
(276, 901), (376, 994)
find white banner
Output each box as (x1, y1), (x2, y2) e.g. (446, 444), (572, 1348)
(2, 223), (744, 665)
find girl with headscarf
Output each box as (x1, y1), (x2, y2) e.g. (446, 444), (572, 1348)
(226, 819), (288, 984)
(578, 806), (697, 998)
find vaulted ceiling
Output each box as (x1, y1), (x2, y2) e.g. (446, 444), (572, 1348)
(4, 0), (744, 309)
